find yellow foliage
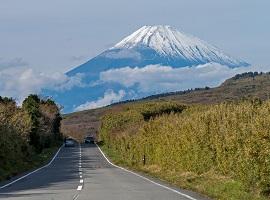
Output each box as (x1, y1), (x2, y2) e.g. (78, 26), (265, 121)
(100, 100), (270, 195)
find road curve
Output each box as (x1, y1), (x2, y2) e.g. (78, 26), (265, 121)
(0, 143), (210, 200)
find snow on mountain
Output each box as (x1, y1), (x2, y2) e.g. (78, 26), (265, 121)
(112, 25), (249, 67)
(68, 25), (248, 77)
(44, 25), (250, 112)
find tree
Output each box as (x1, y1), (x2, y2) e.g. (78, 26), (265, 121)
(22, 95), (41, 152)
(40, 98), (62, 141)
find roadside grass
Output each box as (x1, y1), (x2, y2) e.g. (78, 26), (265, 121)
(0, 146), (59, 182)
(100, 144), (267, 200)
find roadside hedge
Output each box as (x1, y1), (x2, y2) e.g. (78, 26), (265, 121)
(99, 100), (270, 197)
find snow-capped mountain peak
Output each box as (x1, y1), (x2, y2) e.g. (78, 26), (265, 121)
(113, 25), (196, 56)
(112, 25), (249, 67)
(49, 25), (251, 112)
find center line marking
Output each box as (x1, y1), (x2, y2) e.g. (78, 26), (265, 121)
(77, 185), (83, 190)
(80, 175), (82, 178)
(80, 179), (84, 183)
(73, 194), (80, 200)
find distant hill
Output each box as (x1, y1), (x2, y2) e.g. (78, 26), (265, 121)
(61, 71), (270, 140)
(152, 71), (270, 104)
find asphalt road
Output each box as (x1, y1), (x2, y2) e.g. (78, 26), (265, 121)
(0, 143), (209, 200)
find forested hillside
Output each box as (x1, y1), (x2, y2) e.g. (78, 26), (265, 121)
(0, 95), (62, 181)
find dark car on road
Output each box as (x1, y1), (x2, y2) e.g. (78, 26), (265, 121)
(85, 136), (95, 144)
(64, 138), (75, 147)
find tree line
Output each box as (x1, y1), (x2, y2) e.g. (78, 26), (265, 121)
(0, 95), (62, 180)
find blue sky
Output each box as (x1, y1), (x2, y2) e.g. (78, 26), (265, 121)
(1, 0), (270, 109)
(1, 0), (269, 73)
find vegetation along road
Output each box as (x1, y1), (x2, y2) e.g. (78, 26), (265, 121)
(2, 72), (270, 200)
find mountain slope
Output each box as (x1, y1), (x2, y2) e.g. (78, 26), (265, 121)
(113, 25), (248, 67)
(62, 72), (270, 139)
(68, 25), (248, 76)
(44, 25), (250, 112)
(140, 72), (269, 104)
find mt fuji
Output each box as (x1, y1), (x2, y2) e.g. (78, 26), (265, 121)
(68, 25), (248, 76)
(44, 25), (249, 112)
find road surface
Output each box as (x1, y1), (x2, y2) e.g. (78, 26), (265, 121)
(0, 143), (209, 200)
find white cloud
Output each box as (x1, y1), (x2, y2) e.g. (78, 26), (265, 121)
(0, 57), (28, 70)
(0, 67), (84, 104)
(99, 63), (269, 94)
(75, 90), (125, 111)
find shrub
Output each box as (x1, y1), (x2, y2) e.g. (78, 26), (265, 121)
(0, 95), (62, 180)
(100, 100), (270, 196)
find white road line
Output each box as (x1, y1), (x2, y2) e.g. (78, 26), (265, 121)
(76, 144), (83, 192)
(0, 145), (63, 190)
(73, 194), (80, 200)
(77, 185), (83, 190)
(96, 144), (198, 200)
